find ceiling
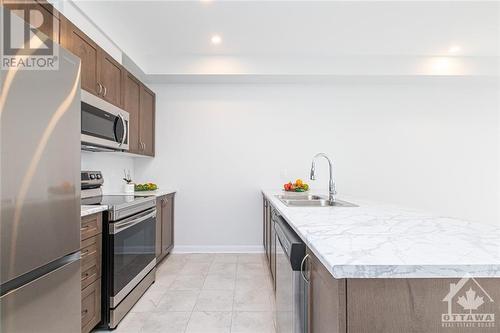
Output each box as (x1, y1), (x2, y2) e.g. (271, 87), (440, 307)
(74, 1), (500, 75)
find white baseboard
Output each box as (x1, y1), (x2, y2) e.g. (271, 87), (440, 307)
(171, 245), (264, 254)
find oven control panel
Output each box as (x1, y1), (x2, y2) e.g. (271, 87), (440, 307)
(81, 171), (103, 189)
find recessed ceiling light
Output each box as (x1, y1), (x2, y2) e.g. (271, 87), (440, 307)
(211, 35), (222, 45)
(448, 45), (461, 54)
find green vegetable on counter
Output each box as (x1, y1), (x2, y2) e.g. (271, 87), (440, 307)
(135, 183), (158, 191)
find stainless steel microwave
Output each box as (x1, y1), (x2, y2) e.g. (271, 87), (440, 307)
(81, 90), (129, 151)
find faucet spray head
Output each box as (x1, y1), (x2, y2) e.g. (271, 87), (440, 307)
(310, 162), (316, 180)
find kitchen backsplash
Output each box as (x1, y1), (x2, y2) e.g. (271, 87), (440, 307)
(81, 151), (135, 193)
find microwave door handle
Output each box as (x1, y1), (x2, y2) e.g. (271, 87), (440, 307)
(110, 210), (156, 235)
(118, 113), (127, 146)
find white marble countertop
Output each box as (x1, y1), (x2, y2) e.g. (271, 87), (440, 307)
(104, 189), (177, 197)
(262, 189), (500, 279)
(81, 205), (108, 217)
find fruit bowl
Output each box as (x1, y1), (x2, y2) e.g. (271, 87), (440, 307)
(281, 189), (309, 196)
(283, 179), (309, 193)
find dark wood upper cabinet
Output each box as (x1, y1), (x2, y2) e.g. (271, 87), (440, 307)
(98, 49), (124, 108)
(139, 85), (155, 157)
(61, 17), (99, 96)
(123, 72), (141, 154)
(61, 18), (124, 108)
(8, 0), (156, 157)
(123, 70), (156, 157)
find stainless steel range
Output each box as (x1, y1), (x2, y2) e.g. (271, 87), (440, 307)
(81, 171), (156, 329)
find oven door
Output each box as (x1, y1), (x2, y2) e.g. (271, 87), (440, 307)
(81, 90), (129, 151)
(109, 207), (156, 307)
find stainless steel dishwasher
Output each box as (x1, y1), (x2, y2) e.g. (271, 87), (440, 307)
(274, 214), (307, 333)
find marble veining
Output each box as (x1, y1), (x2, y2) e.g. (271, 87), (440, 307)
(81, 205), (108, 217)
(262, 189), (500, 278)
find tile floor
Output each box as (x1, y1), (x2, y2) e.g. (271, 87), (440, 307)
(105, 253), (276, 333)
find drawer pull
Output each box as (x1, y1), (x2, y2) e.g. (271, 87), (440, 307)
(81, 225), (96, 232)
(81, 249), (96, 258)
(81, 272), (96, 282)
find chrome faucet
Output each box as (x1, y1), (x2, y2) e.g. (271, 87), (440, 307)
(310, 153), (336, 205)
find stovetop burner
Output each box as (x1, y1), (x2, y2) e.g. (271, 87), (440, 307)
(81, 171), (156, 221)
(82, 195), (148, 206)
(82, 194), (156, 221)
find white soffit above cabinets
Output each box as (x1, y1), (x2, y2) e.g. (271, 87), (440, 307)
(74, 1), (500, 80)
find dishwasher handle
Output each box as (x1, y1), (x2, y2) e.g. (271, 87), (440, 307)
(300, 254), (310, 283)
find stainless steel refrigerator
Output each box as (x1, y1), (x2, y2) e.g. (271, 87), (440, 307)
(0, 17), (82, 332)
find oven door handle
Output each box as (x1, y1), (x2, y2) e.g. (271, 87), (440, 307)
(110, 208), (156, 235)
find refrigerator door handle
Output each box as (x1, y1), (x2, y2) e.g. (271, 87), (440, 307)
(0, 252), (80, 297)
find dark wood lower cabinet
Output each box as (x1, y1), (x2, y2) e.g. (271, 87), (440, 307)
(347, 278), (500, 333)
(156, 193), (175, 262)
(81, 279), (101, 333)
(269, 207), (276, 291)
(307, 249), (346, 333)
(304, 248), (500, 333)
(263, 197), (271, 264)
(80, 213), (102, 333)
(263, 197), (276, 291)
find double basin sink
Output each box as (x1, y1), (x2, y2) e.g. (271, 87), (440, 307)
(276, 194), (357, 207)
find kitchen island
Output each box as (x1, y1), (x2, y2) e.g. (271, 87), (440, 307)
(262, 190), (500, 333)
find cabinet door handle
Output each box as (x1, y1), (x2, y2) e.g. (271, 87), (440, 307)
(97, 83), (103, 95)
(300, 254), (310, 283)
(103, 85), (107, 97)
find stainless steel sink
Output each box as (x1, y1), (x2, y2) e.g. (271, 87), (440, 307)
(275, 194), (325, 201)
(276, 195), (357, 208)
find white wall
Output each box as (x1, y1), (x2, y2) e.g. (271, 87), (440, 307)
(81, 152), (134, 194)
(134, 79), (500, 252)
(49, 0), (122, 62)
